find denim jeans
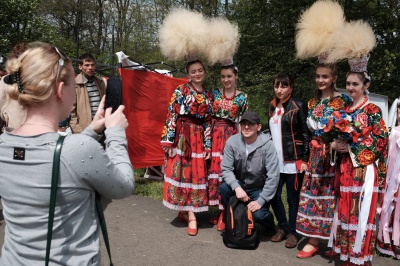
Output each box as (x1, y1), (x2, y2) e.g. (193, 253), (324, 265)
(270, 173), (303, 236)
(219, 181), (275, 231)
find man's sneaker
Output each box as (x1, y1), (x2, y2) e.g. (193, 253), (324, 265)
(271, 229), (287, 242)
(285, 234), (298, 248)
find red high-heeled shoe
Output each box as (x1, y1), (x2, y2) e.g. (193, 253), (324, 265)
(178, 211), (189, 223)
(187, 219), (198, 236)
(296, 242), (319, 259)
(217, 210), (225, 231)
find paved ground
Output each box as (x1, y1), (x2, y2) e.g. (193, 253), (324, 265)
(0, 195), (398, 265)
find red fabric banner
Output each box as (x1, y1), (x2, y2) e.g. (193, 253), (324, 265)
(120, 68), (187, 169)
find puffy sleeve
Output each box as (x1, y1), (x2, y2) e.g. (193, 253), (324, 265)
(203, 91), (212, 152)
(349, 104), (389, 190)
(160, 86), (183, 147)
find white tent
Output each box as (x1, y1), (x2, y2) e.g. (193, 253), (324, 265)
(388, 97), (400, 129)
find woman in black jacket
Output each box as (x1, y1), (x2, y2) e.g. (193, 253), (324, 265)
(268, 72), (311, 248)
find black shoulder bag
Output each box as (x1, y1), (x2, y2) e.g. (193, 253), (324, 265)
(45, 135), (114, 266)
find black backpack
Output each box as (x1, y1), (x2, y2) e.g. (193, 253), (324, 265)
(222, 196), (260, 250)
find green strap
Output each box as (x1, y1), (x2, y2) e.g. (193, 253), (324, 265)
(45, 135), (114, 266)
(45, 135), (66, 266)
(95, 193), (114, 266)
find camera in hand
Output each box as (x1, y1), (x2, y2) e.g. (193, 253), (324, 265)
(105, 76), (123, 112)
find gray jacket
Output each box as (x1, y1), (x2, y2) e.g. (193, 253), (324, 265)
(221, 131), (280, 207)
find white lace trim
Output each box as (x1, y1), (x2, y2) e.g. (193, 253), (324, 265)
(296, 229), (330, 240)
(377, 245), (400, 259)
(176, 148), (205, 158)
(306, 171), (335, 178)
(297, 212), (333, 222)
(338, 221), (376, 231)
(211, 152), (223, 159)
(334, 252), (373, 265)
(300, 192), (335, 200)
(340, 186), (378, 193)
(162, 200), (208, 212)
(208, 200), (220, 205)
(164, 176), (207, 190)
(208, 173), (220, 179)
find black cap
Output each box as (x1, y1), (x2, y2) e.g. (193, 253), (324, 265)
(239, 111), (260, 124)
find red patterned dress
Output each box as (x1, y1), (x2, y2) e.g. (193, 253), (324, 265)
(296, 94), (351, 239)
(207, 88), (248, 209)
(161, 83), (212, 212)
(377, 126), (400, 260)
(332, 101), (388, 265)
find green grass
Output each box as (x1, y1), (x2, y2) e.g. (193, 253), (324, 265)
(133, 168), (290, 222)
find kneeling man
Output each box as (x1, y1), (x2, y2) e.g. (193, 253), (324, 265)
(220, 111), (279, 234)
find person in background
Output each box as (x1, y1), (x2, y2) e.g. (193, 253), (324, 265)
(70, 53), (107, 133)
(0, 42), (134, 265)
(220, 111), (279, 235)
(161, 59), (212, 236)
(268, 72), (310, 248)
(207, 63), (248, 231)
(378, 125), (400, 260)
(296, 63), (351, 259)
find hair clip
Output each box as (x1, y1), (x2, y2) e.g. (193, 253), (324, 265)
(14, 69), (24, 93)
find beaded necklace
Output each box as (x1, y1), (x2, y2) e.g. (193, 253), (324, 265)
(223, 87), (236, 100)
(188, 82), (203, 93)
(344, 96), (369, 113)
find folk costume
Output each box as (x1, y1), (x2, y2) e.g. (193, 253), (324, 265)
(202, 19), (243, 211)
(296, 93), (351, 239)
(294, 0), (349, 241)
(158, 8), (211, 214)
(377, 126), (400, 260)
(161, 83), (212, 212)
(207, 88), (248, 209)
(326, 21), (389, 265)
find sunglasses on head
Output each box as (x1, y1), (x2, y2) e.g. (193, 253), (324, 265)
(54, 47), (69, 82)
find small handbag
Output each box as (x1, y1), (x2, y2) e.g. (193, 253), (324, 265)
(45, 135), (114, 266)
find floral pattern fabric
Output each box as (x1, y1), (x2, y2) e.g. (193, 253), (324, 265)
(161, 83), (212, 151)
(208, 89), (248, 209)
(377, 126), (400, 260)
(161, 83), (212, 212)
(210, 89), (248, 123)
(334, 102), (388, 265)
(296, 94), (352, 239)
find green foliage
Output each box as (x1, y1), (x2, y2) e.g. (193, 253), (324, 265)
(0, 0), (61, 54)
(1, 0), (398, 104)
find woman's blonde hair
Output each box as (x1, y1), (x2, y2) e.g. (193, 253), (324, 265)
(5, 42), (72, 107)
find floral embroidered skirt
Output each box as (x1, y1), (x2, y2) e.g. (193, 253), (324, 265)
(377, 189), (400, 260)
(207, 121), (237, 209)
(296, 137), (336, 239)
(163, 122), (208, 212)
(334, 156), (378, 264)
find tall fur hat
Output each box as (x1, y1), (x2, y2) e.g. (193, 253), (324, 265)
(326, 20), (376, 73)
(158, 8), (208, 61)
(295, 0), (345, 62)
(204, 17), (240, 66)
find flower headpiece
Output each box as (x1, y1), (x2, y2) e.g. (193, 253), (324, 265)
(348, 55), (369, 73)
(220, 57), (234, 67)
